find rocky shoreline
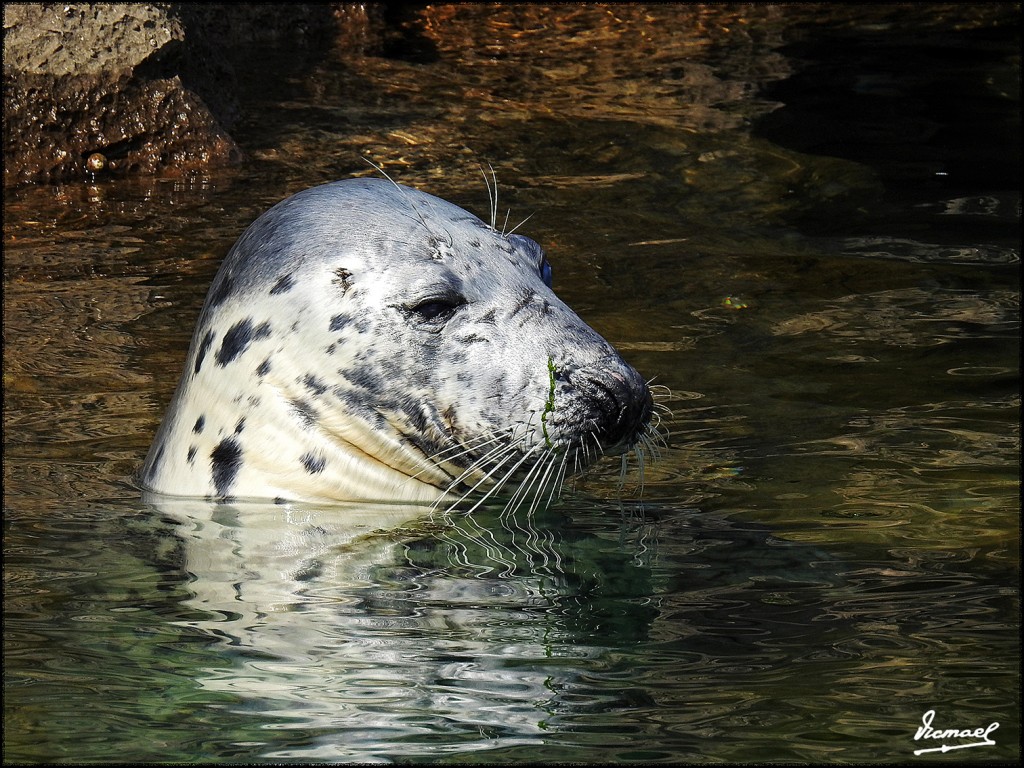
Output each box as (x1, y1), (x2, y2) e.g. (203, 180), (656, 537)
(2, 3), (385, 187)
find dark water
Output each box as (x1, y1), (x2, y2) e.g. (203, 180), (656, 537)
(3, 5), (1019, 764)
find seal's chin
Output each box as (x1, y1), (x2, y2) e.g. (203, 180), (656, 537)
(413, 363), (655, 516)
(431, 419), (657, 518)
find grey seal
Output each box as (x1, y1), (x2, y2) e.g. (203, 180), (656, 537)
(140, 177), (656, 510)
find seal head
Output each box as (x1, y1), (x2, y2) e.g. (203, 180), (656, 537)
(141, 178), (653, 506)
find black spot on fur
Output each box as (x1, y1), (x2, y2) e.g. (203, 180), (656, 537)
(300, 452), (326, 474)
(346, 367), (384, 394)
(210, 438), (243, 497)
(270, 273), (294, 295)
(303, 373), (329, 397)
(509, 289), (535, 318)
(290, 398), (318, 429)
(256, 358), (271, 377)
(193, 415), (206, 434)
(329, 314), (350, 332)
(187, 445), (197, 464)
(333, 268), (353, 292)
(146, 444), (165, 482)
(216, 319), (272, 366)
(194, 329), (215, 375)
(400, 397), (432, 435)
(208, 274), (235, 309)
(334, 387), (381, 423)
(479, 308), (497, 324)
(235, 417), (246, 434)
(325, 344), (336, 355)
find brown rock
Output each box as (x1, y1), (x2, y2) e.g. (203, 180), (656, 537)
(2, 3), (244, 186)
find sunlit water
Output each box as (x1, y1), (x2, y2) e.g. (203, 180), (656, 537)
(3, 5), (1019, 764)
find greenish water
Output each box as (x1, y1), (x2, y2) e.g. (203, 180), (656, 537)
(3, 5), (1019, 764)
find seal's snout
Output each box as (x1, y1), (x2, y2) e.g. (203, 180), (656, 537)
(554, 358), (653, 457)
(592, 365), (654, 454)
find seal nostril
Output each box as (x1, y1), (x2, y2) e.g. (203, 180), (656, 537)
(564, 362), (652, 453)
(598, 386), (652, 448)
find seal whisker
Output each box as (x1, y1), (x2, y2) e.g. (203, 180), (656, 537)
(507, 450), (569, 530)
(434, 437), (532, 514)
(410, 431), (509, 483)
(505, 211), (535, 237)
(645, 424), (666, 454)
(479, 163), (499, 231)
(486, 443), (543, 498)
(502, 455), (560, 566)
(361, 156), (437, 239)
(398, 433), (500, 490)
(649, 384), (675, 430)
(651, 383), (673, 395)
(633, 443), (647, 494)
(527, 451), (563, 517)
(461, 444), (544, 517)
(588, 431), (604, 466)
(648, 410), (664, 432)
(500, 447), (550, 520)
(450, 430), (523, 475)
(550, 449), (571, 505)
(434, 442), (519, 505)
(653, 406), (672, 424)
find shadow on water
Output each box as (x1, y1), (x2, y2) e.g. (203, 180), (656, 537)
(755, 21), (1019, 197)
(753, 12), (1020, 253)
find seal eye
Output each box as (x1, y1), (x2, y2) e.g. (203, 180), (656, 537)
(408, 297), (464, 324)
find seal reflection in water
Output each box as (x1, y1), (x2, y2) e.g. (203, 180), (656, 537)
(141, 178), (657, 511)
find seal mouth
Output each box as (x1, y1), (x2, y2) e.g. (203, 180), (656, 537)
(412, 360), (659, 518)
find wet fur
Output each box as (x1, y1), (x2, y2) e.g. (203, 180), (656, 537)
(141, 177), (659, 514)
